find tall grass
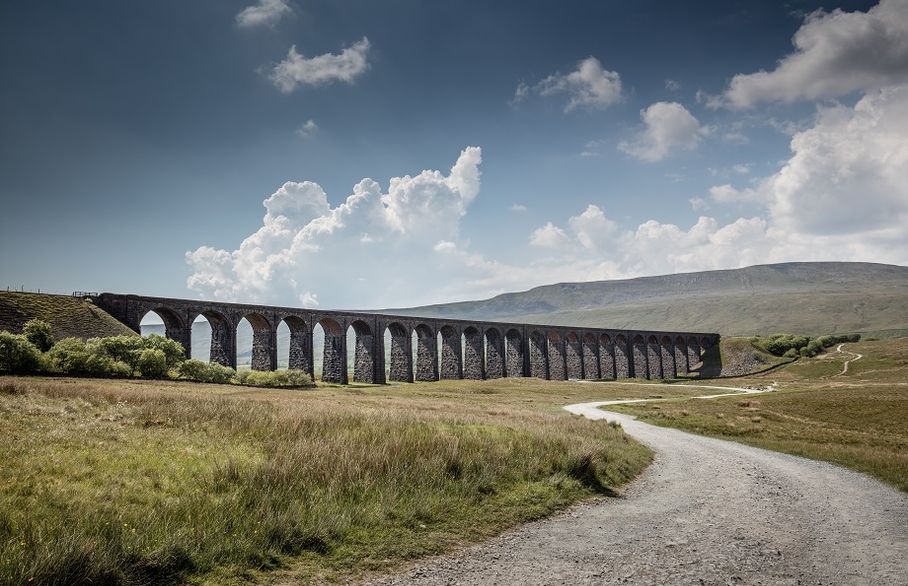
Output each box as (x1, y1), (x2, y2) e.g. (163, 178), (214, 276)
(0, 378), (650, 585)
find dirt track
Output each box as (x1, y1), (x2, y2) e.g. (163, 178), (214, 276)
(367, 406), (908, 585)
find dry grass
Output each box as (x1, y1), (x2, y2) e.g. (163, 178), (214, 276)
(0, 375), (672, 585)
(612, 338), (908, 492)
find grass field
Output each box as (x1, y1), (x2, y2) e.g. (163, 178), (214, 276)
(610, 338), (908, 492)
(0, 376), (714, 586)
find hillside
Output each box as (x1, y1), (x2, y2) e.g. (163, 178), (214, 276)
(0, 291), (136, 340)
(391, 262), (908, 336)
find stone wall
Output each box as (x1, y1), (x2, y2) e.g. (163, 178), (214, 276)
(485, 330), (504, 379)
(388, 330), (411, 382)
(582, 335), (599, 379)
(632, 338), (647, 379)
(674, 341), (688, 375)
(600, 337), (616, 379)
(322, 334), (346, 383)
(463, 329), (484, 379)
(647, 339), (662, 380)
(660, 340), (676, 378)
(415, 332), (437, 381)
(439, 328), (462, 380)
(548, 337), (566, 380)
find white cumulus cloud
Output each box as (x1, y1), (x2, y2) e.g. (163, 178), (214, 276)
(186, 148), (483, 307)
(269, 37), (370, 93)
(529, 222), (569, 248)
(535, 57), (623, 112)
(236, 0), (292, 28)
(296, 119), (318, 138)
(720, 0), (908, 109)
(618, 102), (705, 162)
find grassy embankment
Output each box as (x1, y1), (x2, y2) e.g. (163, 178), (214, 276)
(0, 376), (712, 585)
(0, 292), (134, 339)
(610, 338), (908, 492)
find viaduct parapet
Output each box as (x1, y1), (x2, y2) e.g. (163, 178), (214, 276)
(92, 293), (720, 384)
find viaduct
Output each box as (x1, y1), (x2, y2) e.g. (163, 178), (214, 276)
(92, 293), (720, 385)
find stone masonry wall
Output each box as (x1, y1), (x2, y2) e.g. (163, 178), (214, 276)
(440, 331), (462, 379)
(463, 331), (484, 379)
(485, 332), (504, 379)
(661, 343), (676, 378)
(388, 333), (411, 382)
(565, 336), (583, 379)
(505, 332), (524, 377)
(415, 335), (437, 381)
(647, 340), (662, 380)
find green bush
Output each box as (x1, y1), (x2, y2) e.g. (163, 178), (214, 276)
(234, 369), (313, 388)
(137, 348), (169, 379)
(46, 338), (130, 377)
(751, 332), (862, 357)
(0, 332), (44, 373)
(22, 319), (54, 352)
(178, 359), (236, 384)
(141, 334), (185, 369)
(92, 335), (145, 371)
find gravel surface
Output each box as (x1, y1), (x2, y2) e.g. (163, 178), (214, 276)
(365, 407), (908, 586)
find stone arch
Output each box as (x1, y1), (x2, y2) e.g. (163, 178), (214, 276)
(565, 332), (583, 379)
(276, 315), (311, 374)
(661, 335), (676, 379)
(674, 335), (688, 375)
(484, 328), (505, 379)
(462, 326), (483, 380)
(582, 333), (599, 379)
(348, 320), (376, 383)
(385, 322), (411, 383)
(631, 334), (647, 379)
(139, 307), (188, 357)
(237, 312), (274, 371)
(599, 334), (615, 380)
(505, 328), (524, 377)
(687, 335), (702, 370)
(317, 317), (346, 383)
(700, 336), (712, 350)
(439, 325), (462, 379)
(188, 310), (231, 367)
(647, 335), (662, 380)
(615, 334), (630, 379)
(528, 330), (547, 378)
(414, 324), (437, 381)
(547, 331), (566, 380)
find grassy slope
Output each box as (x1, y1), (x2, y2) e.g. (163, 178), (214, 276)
(0, 376), (715, 585)
(0, 291), (135, 340)
(610, 338), (908, 492)
(393, 262), (908, 336)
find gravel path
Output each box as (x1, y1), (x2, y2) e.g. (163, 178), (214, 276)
(837, 343), (863, 375)
(366, 402), (908, 585)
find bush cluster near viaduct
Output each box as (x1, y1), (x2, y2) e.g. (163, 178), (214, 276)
(93, 293), (719, 385)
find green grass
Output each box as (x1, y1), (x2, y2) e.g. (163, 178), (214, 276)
(610, 338), (908, 492)
(0, 292), (135, 340)
(0, 376), (669, 585)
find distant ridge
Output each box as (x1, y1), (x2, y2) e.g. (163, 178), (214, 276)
(389, 262), (908, 336)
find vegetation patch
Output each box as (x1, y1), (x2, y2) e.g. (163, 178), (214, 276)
(613, 339), (908, 492)
(0, 377), (652, 585)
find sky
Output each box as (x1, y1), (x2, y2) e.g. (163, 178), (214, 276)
(1, 0), (907, 310)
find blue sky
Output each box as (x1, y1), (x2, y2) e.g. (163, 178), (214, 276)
(2, 0), (906, 309)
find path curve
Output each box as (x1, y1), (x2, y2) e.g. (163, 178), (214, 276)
(368, 387), (908, 585)
(837, 343), (863, 375)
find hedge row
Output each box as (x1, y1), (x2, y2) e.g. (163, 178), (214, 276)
(750, 332), (861, 358)
(0, 319), (312, 388)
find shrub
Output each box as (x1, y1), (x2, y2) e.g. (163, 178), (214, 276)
(137, 348), (169, 379)
(92, 335), (145, 371)
(141, 334), (185, 369)
(178, 359), (236, 384)
(0, 332), (44, 373)
(22, 319), (54, 352)
(46, 338), (130, 377)
(234, 369), (313, 388)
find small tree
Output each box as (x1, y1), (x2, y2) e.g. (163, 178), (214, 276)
(0, 332), (43, 373)
(137, 348), (169, 378)
(22, 319), (54, 352)
(141, 335), (185, 369)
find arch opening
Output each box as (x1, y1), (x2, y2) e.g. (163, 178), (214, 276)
(347, 320), (376, 384)
(528, 330), (547, 379)
(462, 326), (483, 380)
(385, 322), (411, 383)
(187, 310), (232, 366)
(484, 328), (504, 379)
(414, 324), (437, 381)
(565, 332), (583, 380)
(236, 313), (273, 371)
(505, 328), (524, 377)
(547, 331), (566, 381)
(615, 334), (629, 379)
(277, 315), (310, 373)
(581, 333), (599, 380)
(317, 318), (345, 383)
(599, 334), (616, 380)
(438, 325), (462, 380)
